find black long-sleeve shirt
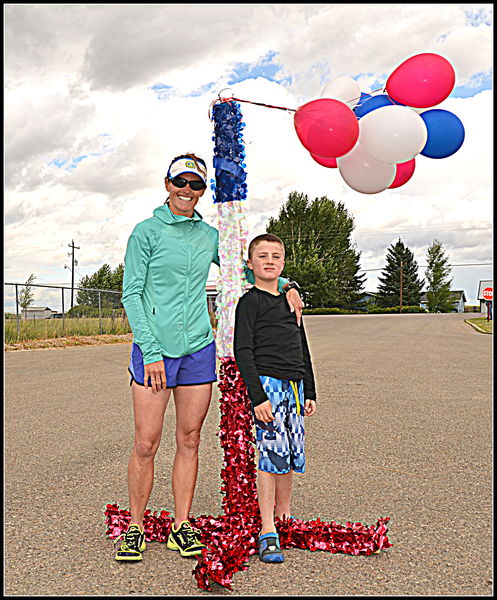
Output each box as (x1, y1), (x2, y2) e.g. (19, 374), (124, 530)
(234, 286), (317, 407)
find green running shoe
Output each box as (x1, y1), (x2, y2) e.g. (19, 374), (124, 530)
(167, 521), (205, 557)
(115, 524), (146, 561)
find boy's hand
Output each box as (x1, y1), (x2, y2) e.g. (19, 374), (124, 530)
(254, 400), (274, 423)
(304, 399), (317, 416)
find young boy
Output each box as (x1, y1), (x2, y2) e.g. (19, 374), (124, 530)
(234, 233), (317, 564)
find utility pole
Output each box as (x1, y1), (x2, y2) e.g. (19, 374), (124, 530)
(399, 259), (404, 313)
(66, 240), (80, 308)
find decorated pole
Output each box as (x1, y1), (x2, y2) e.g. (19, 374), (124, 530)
(210, 100), (258, 516)
(192, 99), (261, 590)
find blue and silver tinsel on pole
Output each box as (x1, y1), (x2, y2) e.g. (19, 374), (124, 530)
(211, 101), (249, 358)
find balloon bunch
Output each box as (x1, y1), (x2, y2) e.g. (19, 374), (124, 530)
(294, 53), (465, 194)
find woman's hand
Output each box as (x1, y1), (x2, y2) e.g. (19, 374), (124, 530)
(285, 287), (303, 326)
(144, 360), (167, 394)
(254, 400), (275, 423)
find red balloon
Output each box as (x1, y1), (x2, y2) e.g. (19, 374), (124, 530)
(310, 153), (337, 168)
(388, 158), (416, 189)
(386, 53), (455, 108)
(294, 99), (359, 158)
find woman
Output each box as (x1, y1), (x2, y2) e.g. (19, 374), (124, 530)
(115, 153), (303, 561)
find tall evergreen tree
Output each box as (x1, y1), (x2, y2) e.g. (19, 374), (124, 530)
(377, 239), (424, 308)
(425, 239), (454, 312)
(267, 191), (366, 308)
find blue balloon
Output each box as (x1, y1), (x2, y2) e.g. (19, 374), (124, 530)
(354, 94), (403, 119)
(354, 92), (371, 111)
(420, 109), (465, 159)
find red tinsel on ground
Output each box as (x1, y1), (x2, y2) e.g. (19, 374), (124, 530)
(105, 357), (392, 591)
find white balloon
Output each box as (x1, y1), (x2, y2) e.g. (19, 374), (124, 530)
(358, 105), (428, 164)
(337, 142), (396, 194)
(409, 102), (441, 114)
(321, 76), (361, 109)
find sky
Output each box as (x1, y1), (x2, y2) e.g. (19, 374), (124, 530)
(4, 3), (493, 311)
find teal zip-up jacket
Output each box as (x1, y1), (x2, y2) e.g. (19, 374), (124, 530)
(122, 203), (288, 365)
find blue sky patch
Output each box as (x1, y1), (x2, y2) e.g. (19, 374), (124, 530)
(453, 70), (493, 97)
(149, 83), (174, 101)
(48, 153), (102, 171)
(228, 51), (283, 85)
(354, 73), (388, 94)
(189, 81), (218, 97)
(464, 7), (493, 27)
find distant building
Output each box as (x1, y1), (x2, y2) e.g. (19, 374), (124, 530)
(357, 291), (378, 306)
(477, 280), (493, 313)
(419, 290), (467, 313)
(21, 306), (59, 320)
(206, 284), (217, 313)
(477, 280), (493, 319)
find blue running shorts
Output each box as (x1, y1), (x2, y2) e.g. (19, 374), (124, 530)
(254, 376), (306, 475)
(128, 341), (217, 388)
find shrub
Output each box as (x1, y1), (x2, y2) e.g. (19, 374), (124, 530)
(303, 305), (428, 315)
(464, 305), (481, 313)
(366, 305), (427, 314)
(303, 307), (358, 315)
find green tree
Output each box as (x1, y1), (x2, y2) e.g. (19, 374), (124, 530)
(377, 239), (424, 308)
(19, 273), (36, 317)
(76, 263), (123, 308)
(425, 239), (454, 312)
(111, 263), (124, 291)
(266, 191), (366, 308)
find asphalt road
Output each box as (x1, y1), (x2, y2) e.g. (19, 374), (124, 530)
(4, 313), (493, 597)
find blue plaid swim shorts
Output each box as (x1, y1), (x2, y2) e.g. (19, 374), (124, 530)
(254, 376), (306, 475)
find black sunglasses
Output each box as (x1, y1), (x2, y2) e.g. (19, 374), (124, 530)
(169, 176), (206, 191)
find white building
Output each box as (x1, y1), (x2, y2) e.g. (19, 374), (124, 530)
(419, 290), (467, 313)
(477, 280), (493, 314)
(21, 306), (58, 320)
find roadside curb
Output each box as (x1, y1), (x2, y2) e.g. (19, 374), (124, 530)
(465, 319), (492, 334)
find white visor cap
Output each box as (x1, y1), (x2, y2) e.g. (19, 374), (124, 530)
(168, 157), (207, 184)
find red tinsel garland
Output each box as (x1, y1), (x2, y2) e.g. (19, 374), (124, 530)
(105, 357), (392, 591)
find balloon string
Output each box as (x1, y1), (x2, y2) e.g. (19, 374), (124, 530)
(230, 97), (296, 113)
(209, 84), (392, 118)
(209, 93), (296, 118)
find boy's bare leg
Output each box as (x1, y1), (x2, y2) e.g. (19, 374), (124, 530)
(171, 383), (212, 527)
(128, 382), (172, 527)
(274, 471), (293, 519)
(257, 469), (277, 533)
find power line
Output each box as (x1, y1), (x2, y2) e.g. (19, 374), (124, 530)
(268, 229), (492, 243)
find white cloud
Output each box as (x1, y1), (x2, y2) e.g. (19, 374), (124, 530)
(4, 3), (493, 306)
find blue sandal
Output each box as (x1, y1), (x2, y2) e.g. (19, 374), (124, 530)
(258, 532), (284, 563)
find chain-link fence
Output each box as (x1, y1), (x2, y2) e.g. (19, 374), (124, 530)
(4, 282), (130, 342)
